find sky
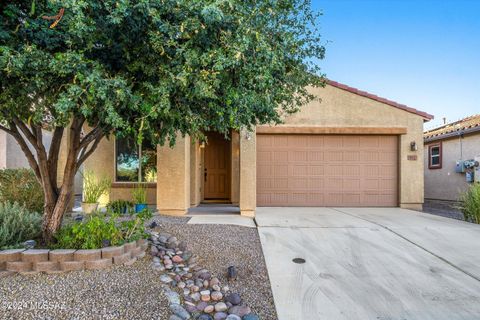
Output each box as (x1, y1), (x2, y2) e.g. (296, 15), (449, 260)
(311, 0), (480, 129)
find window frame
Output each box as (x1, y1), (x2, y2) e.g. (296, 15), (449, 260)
(113, 136), (157, 184)
(428, 142), (442, 169)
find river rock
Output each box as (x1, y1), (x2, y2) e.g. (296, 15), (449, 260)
(211, 291), (223, 301)
(204, 305), (215, 313)
(228, 306), (251, 317)
(169, 303), (191, 320)
(214, 312), (228, 320)
(214, 302), (228, 312)
(225, 293), (241, 306)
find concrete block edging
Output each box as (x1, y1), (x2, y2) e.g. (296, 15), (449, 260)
(0, 239), (148, 275)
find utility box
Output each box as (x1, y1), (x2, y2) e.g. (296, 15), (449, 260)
(456, 160), (465, 173)
(475, 156), (480, 183)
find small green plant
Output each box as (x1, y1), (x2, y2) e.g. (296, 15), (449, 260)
(106, 199), (134, 214)
(458, 183), (480, 224)
(0, 201), (42, 249)
(82, 170), (111, 203)
(54, 213), (123, 249)
(132, 184), (147, 204)
(54, 209), (153, 249)
(0, 169), (44, 213)
(119, 209), (153, 241)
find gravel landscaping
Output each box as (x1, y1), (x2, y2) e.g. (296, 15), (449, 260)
(0, 215), (277, 320)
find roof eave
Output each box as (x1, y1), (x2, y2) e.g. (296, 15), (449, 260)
(326, 80), (434, 121)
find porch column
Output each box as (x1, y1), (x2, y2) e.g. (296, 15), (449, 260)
(157, 135), (191, 215)
(239, 129), (256, 217)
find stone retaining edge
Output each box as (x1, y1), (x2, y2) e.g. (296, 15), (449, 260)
(0, 239), (148, 275)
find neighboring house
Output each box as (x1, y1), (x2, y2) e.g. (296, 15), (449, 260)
(424, 115), (480, 208)
(0, 129), (83, 197)
(0, 130), (52, 169)
(84, 80), (433, 217)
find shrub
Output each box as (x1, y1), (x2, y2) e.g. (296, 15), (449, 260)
(459, 183), (480, 224)
(0, 169), (44, 213)
(132, 184), (147, 204)
(54, 209), (152, 249)
(82, 170), (111, 203)
(0, 201), (42, 249)
(106, 199), (134, 214)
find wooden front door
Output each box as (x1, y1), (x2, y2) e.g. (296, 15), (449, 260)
(204, 132), (230, 200)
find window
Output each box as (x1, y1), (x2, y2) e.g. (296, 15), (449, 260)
(428, 143), (442, 169)
(115, 137), (157, 182)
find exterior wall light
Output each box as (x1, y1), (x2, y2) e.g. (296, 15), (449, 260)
(410, 141), (418, 152)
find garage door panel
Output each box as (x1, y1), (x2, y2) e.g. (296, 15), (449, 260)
(257, 134), (398, 207)
(308, 177), (324, 189)
(308, 165), (325, 176)
(308, 151), (324, 161)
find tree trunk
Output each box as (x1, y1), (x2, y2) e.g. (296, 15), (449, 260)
(0, 116), (104, 243)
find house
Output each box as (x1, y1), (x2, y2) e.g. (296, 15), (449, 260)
(424, 115), (480, 209)
(84, 80), (433, 217)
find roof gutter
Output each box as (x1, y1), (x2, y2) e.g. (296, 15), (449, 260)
(424, 126), (480, 143)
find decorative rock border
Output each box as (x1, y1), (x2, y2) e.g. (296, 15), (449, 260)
(0, 239), (148, 275)
(149, 232), (260, 320)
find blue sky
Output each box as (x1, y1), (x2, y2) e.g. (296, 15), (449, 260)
(312, 0), (480, 129)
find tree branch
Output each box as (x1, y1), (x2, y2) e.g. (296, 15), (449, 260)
(7, 122), (42, 181)
(78, 124), (102, 150)
(12, 118), (38, 147)
(0, 123), (15, 135)
(76, 133), (104, 171)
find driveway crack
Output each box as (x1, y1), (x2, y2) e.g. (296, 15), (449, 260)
(332, 208), (480, 283)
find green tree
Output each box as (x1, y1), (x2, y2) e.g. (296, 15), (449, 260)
(0, 0), (325, 241)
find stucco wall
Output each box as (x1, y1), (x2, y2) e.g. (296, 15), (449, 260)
(0, 130), (52, 169)
(0, 131), (6, 169)
(156, 135), (190, 214)
(231, 131), (240, 205)
(424, 133), (480, 201)
(257, 84), (427, 209)
(190, 140), (203, 206)
(83, 133), (156, 206)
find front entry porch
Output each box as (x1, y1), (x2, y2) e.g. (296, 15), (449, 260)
(156, 130), (256, 217)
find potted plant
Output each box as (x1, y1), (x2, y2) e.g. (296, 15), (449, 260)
(81, 170), (111, 214)
(106, 199), (134, 214)
(132, 184), (148, 213)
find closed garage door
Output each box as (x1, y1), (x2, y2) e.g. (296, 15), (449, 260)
(256, 135), (398, 207)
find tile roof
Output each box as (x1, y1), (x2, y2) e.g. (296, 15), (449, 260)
(326, 80), (434, 120)
(424, 114), (480, 140)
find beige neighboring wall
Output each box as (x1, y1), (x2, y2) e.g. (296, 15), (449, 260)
(256, 84), (427, 210)
(0, 131), (6, 168)
(424, 133), (480, 201)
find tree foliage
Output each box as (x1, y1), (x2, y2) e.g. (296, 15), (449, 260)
(0, 0), (325, 240)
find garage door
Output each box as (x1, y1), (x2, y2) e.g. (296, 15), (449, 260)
(256, 135), (398, 207)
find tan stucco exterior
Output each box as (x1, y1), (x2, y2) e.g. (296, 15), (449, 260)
(83, 134), (156, 206)
(424, 133), (480, 201)
(84, 83), (428, 214)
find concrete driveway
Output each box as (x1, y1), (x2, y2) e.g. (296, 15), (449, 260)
(256, 207), (480, 320)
